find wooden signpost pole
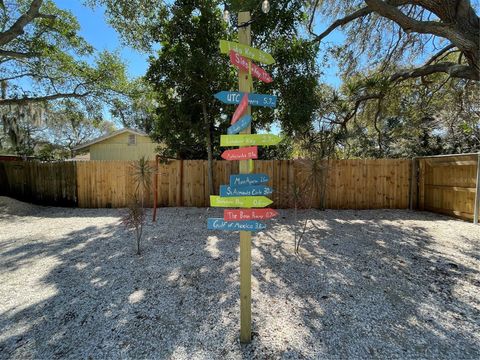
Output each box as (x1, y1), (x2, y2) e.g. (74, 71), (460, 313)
(238, 10), (252, 343)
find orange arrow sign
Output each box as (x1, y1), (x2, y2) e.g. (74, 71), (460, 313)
(221, 146), (258, 161)
(231, 93), (248, 124)
(224, 208), (279, 221)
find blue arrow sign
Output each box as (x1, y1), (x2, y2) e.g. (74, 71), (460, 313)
(208, 218), (266, 232)
(220, 185), (273, 197)
(215, 91), (277, 108)
(227, 115), (252, 135)
(230, 173), (269, 186)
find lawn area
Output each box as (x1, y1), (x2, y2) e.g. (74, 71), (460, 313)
(0, 196), (479, 359)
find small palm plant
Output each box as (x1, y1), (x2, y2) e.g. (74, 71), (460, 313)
(289, 181), (309, 254)
(122, 194), (145, 255)
(289, 157), (329, 254)
(289, 124), (335, 254)
(122, 156), (154, 255)
(132, 156), (153, 210)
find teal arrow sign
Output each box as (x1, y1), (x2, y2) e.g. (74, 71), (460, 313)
(220, 185), (273, 197)
(230, 173), (269, 186)
(208, 218), (267, 231)
(214, 91), (277, 108)
(227, 115), (252, 135)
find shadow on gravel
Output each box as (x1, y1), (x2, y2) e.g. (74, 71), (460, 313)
(253, 210), (480, 358)
(0, 206), (478, 359)
(0, 206), (243, 358)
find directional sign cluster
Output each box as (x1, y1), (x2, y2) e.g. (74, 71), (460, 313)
(208, 40), (280, 232)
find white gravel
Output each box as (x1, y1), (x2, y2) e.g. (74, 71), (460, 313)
(0, 196), (479, 359)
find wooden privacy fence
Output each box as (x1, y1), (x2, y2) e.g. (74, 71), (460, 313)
(0, 161), (77, 206)
(78, 159), (412, 209)
(415, 154), (480, 222)
(1, 156), (479, 223)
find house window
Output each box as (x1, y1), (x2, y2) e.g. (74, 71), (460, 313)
(128, 134), (136, 145)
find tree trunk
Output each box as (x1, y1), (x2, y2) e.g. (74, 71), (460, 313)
(1, 81), (20, 150)
(202, 101), (214, 196)
(1, 81), (7, 141)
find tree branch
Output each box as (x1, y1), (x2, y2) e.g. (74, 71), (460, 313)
(391, 62), (479, 81)
(364, 0), (476, 50)
(424, 44), (456, 65)
(0, 0), (44, 47)
(312, 7), (373, 42)
(0, 72), (37, 81)
(37, 13), (56, 20)
(331, 93), (385, 128)
(310, 1), (414, 43)
(0, 49), (39, 59)
(0, 91), (90, 106)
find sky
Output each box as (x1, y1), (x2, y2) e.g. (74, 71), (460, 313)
(54, 1), (344, 87)
(55, 1), (150, 79)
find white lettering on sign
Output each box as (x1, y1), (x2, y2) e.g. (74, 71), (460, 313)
(232, 176), (269, 186)
(211, 219), (264, 230)
(227, 93), (241, 102)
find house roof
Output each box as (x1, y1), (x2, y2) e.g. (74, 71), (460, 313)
(73, 128), (148, 151)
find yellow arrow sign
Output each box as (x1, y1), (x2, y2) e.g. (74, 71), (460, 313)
(210, 195), (273, 208)
(220, 134), (282, 147)
(220, 40), (275, 65)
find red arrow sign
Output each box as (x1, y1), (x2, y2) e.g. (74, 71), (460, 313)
(224, 208), (279, 221)
(229, 50), (273, 84)
(231, 93), (248, 124)
(221, 146), (258, 161)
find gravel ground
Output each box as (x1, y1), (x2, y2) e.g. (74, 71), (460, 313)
(0, 196), (479, 359)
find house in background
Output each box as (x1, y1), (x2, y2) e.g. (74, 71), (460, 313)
(73, 128), (158, 161)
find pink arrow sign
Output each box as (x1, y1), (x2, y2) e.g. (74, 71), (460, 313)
(224, 208), (279, 221)
(231, 93), (248, 124)
(221, 146), (258, 161)
(229, 50), (273, 84)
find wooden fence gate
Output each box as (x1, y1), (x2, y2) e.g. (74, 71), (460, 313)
(415, 154), (480, 222)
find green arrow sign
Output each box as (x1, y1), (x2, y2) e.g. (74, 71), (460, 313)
(220, 134), (282, 147)
(220, 40), (275, 65)
(210, 195), (273, 208)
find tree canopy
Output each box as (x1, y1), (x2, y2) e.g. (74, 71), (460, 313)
(304, 1), (479, 156)
(0, 0), (136, 156)
(309, 0), (479, 82)
(145, 0), (232, 160)
(4, 0), (476, 159)
(0, 0), (129, 105)
(95, 0), (321, 148)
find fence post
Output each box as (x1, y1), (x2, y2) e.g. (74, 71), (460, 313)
(418, 159), (426, 211)
(177, 159), (184, 206)
(474, 153), (480, 225)
(153, 155), (159, 222)
(409, 157), (417, 210)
